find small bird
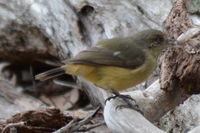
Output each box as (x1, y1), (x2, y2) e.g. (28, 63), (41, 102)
(35, 29), (167, 93)
(35, 29), (167, 111)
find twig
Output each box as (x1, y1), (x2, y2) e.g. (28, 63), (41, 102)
(79, 121), (105, 131)
(1, 122), (25, 133)
(53, 106), (101, 133)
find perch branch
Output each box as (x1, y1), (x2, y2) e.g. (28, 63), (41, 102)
(103, 80), (188, 133)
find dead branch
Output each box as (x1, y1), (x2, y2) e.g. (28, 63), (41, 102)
(53, 106), (101, 133)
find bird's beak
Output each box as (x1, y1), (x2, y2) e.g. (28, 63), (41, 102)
(162, 39), (175, 52)
(168, 39), (176, 45)
(165, 38), (176, 48)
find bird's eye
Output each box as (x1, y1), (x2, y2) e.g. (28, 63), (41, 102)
(148, 43), (156, 48)
(156, 36), (164, 42)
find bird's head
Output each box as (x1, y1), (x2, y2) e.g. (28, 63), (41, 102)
(135, 29), (167, 58)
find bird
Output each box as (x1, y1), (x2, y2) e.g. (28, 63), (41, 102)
(35, 29), (167, 110)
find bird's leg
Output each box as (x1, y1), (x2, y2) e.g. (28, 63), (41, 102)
(105, 90), (134, 102)
(105, 90), (143, 114)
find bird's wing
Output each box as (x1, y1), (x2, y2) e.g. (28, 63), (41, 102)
(65, 38), (146, 69)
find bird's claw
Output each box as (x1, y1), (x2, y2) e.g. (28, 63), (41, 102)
(115, 103), (143, 115)
(105, 91), (143, 114)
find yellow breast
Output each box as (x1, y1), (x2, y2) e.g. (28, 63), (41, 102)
(62, 54), (155, 91)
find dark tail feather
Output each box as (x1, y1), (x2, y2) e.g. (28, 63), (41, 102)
(35, 67), (65, 81)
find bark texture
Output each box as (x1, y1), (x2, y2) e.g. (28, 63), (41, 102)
(162, 0), (200, 94)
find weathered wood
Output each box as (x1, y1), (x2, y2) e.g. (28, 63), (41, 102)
(104, 79), (189, 133)
(0, 0), (200, 133)
(0, 78), (43, 119)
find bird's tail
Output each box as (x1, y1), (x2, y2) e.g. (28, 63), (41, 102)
(35, 67), (65, 81)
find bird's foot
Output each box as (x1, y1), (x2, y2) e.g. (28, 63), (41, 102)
(105, 90), (134, 102)
(105, 90), (143, 114)
(116, 103), (143, 115)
